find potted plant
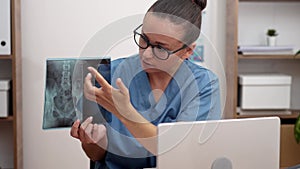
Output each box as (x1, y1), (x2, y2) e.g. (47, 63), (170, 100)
(266, 29), (278, 46)
(295, 50), (300, 57)
(295, 114), (300, 144)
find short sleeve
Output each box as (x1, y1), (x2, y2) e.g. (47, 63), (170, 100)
(176, 69), (221, 121)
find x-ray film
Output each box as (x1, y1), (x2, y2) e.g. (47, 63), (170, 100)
(43, 58), (110, 129)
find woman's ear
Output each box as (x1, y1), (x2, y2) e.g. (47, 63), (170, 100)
(182, 43), (196, 59)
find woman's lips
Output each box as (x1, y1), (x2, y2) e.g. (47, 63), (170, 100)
(142, 60), (152, 66)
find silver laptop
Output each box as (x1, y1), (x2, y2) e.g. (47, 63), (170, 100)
(157, 117), (280, 169)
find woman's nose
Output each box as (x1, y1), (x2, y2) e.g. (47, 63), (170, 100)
(142, 46), (154, 59)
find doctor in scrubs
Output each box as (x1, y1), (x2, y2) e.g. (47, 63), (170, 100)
(70, 0), (221, 168)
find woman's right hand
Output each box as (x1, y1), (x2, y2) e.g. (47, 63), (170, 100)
(70, 116), (107, 148)
(70, 117), (108, 161)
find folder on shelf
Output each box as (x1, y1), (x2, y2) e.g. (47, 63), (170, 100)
(0, 0), (11, 55)
(238, 45), (294, 55)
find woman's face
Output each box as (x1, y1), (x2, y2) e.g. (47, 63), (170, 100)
(138, 13), (192, 75)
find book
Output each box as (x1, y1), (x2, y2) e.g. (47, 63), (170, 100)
(238, 109), (292, 116)
(43, 57), (110, 129)
(238, 45), (294, 55)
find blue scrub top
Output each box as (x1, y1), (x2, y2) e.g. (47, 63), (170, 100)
(94, 55), (221, 169)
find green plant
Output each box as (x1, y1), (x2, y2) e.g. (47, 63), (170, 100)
(295, 50), (300, 56)
(295, 114), (300, 144)
(266, 29), (278, 37)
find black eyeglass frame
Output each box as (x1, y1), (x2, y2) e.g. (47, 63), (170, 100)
(133, 24), (188, 60)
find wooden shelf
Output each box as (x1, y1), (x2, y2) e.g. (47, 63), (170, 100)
(0, 116), (14, 122)
(240, 0), (300, 2)
(236, 110), (300, 119)
(0, 55), (12, 60)
(238, 54), (300, 59)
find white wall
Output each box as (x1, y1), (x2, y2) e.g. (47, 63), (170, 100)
(201, 0), (227, 116)
(22, 1), (155, 169)
(21, 0), (226, 169)
(239, 2), (300, 51)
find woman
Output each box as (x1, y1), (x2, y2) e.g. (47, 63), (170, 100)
(70, 0), (221, 168)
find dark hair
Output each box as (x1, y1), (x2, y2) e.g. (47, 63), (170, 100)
(147, 0), (207, 44)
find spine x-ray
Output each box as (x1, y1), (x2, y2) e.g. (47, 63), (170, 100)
(43, 58), (110, 129)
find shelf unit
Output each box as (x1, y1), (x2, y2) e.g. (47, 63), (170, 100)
(225, 0), (300, 167)
(0, 0), (23, 168)
(225, 0), (300, 120)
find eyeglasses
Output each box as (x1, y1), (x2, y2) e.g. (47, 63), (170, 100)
(133, 24), (188, 60)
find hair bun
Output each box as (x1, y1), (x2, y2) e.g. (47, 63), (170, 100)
(193, 0), (207, 10)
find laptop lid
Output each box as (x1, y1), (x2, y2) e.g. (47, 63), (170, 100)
(157, 117), (280, 169)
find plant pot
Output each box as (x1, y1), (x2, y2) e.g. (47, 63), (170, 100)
(267, 36), (277, 46)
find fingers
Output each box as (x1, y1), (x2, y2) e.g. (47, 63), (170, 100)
(88, 67), (110, 89)
(70, 119), (81, 138)
(93, 124), (107, 148)
(84, 123), (94, 143)
(70, 116), (108, 147)
(84, 73), (97, 102)
(93, 124), (106, 140)
(84, 68), (111, 103)
(70, 118), (94, 142)
(116, 78), (128, 95)
(78, 117), (93, 141)
(80, 116), (93, 130)
(92, 124), (102, 143)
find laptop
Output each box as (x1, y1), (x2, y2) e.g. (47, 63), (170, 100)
(156, 117), (280, 169)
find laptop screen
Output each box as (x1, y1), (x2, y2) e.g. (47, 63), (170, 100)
(157, 117), (280, 169)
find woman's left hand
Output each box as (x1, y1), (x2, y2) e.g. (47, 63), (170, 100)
(85, 67), (157, 155)
(84, 67), (132, 118)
